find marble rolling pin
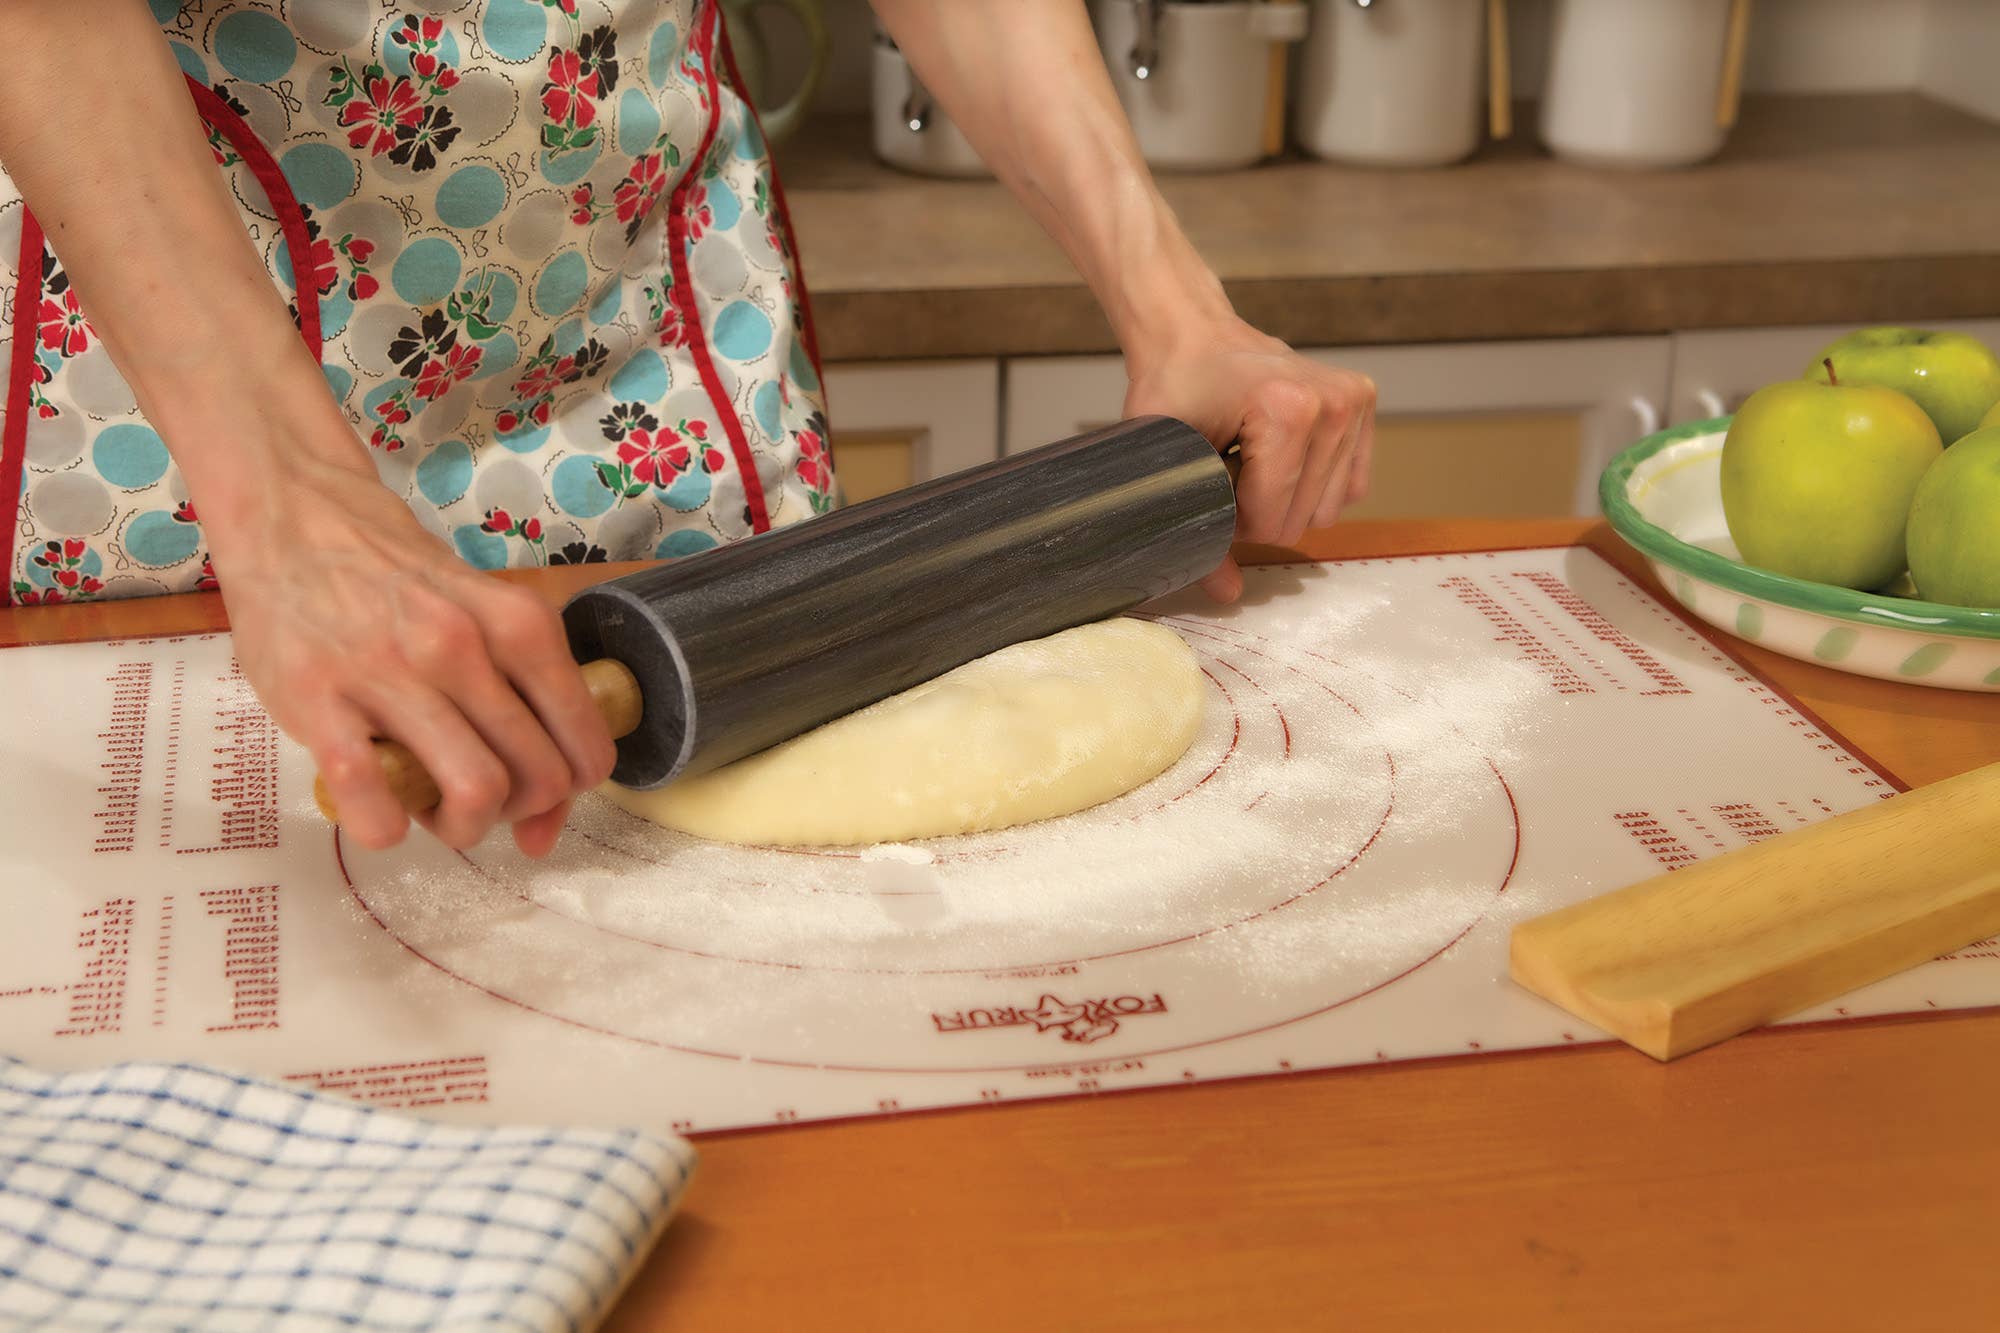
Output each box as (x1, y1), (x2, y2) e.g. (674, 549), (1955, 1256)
(1511, 761), (2000, 1060)
(314, 416), (1237, 818)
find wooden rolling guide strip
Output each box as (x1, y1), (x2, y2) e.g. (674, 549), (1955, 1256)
(1511, 761), (2000, 1061)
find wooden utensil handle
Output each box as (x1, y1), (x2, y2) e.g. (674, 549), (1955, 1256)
(311, 658), (644, 824)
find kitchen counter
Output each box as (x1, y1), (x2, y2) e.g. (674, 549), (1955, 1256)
(14, 519), (1998, 1330)
(777, 94), (2000, 361)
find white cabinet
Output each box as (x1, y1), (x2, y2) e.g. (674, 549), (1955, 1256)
(821, 359), (1000, 502)
(1004, 337), (1672, 518)
(1668, 320), (2000, 423)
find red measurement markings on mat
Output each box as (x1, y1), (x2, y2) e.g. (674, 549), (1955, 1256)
(151, 895), (175, 1027)
(1440, 575), (1594, 695)
(161, 657), (281, 854)
(54, 898), (135, 1038)
(284, 1055), (491, 1109)
(94, 662), (152, 853)
(201, 885), (279, 1031)
(1613, 811), (1701, 871)
(1509, 571), (1692, 696)
(1712, 801), (1783, 843)
(1940, 936), (2000, 963)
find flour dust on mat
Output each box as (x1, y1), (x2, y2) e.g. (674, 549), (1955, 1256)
(603, 618), (1206, 846)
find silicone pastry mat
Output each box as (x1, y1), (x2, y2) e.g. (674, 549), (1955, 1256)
(4, 546), (1994, 1134)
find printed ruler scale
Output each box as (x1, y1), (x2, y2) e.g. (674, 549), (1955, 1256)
(2, 547), (1995, 1134)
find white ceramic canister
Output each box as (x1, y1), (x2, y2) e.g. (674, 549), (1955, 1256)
(1296, 0), (1486, 167)
(1094, 1), (1310, 172)
(1540, 0), (1735, 168)
(872, 32), (992, 178)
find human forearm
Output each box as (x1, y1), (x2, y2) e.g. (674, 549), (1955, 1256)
(869, 0), (1233, 371)
(0, 0), (370, 562)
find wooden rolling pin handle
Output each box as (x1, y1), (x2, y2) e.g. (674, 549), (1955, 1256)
(311, 658), (644, 824)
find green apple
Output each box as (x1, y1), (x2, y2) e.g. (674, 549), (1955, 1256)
(1907, 425), (2000, 608)
(1721, 372), (1942, 590)
(1805, 327), (2000, 446)
(1983, 398), (2000, 431)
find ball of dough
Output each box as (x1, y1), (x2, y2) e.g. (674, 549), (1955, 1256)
(602, 617), (1204, 846)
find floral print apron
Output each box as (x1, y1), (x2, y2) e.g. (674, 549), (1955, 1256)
(0, 0), (831, 606)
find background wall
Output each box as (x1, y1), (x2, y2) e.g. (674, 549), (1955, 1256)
(753, 0), (1992, 123)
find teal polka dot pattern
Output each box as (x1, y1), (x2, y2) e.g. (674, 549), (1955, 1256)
(535, 251), (590, 317)
(752, 379), (782, 439)
(538, 142), (601, 186)
(705, 182), (742, 232)
(453, 524), (509, 570)
(124, 511), (201, 568)
(608, 349), (669, 402)
(474, 334), (521, 379)
(618, 88), (663, 155)
(713, 301), (772, 361)
(480, 0), (549, 61)
(788, 339), (820, 392)
(550, 318), (585, 357)
(659, 468), (712, 512)
(648, 21), (681, 85)
(168, 42), (209, 82)
(657, 528), (718, 559)
(12, 0), (834, 597)
(417, 440), (475, 506)
(279, 143), (357, 210)
(588, 281), (622, 325)
(92, 425), (170, 490)
(553, 455), (616, 518)
(213, 11), (297, 83)
(392, 238), (464, 305)
(435, 165), (507, 229)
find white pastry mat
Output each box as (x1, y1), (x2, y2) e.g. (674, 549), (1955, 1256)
(4, 546), (1995, 1134)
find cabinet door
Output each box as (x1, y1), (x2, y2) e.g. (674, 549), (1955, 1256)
(822, 360), (1001, 503)
(1004, 338), (1671, 518)
(1669, 321), (2000, 423)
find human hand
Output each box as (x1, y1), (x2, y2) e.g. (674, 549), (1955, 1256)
(1125, 317), (1376, 602)
(215, 448), (615, 858)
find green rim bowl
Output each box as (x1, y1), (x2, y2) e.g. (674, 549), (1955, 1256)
(1600, 417), (2000, 692)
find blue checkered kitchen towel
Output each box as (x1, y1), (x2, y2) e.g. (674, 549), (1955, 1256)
(0, 1058), (694, 1331)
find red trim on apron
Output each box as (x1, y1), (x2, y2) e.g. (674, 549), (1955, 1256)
(671, 0), (774, 535)
(713, 9), (828, 420)
(0, 211), (49, 605)
(0, 78), (324, 606)
(183, 74), (324, 362)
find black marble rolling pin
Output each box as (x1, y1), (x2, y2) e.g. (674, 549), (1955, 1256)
(312, 416), (1237, 819)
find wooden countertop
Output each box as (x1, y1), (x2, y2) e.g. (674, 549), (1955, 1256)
(777, 94), (2000, 361)
(13, 518), (1997, 1330)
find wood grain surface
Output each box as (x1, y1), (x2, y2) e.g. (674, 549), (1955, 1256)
(6, 519), (1998, 1331)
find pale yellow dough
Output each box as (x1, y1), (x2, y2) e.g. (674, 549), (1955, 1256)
(602, 618), (1204, 846)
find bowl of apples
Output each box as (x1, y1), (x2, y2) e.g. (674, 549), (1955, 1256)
(1601, 327), (2000, 692)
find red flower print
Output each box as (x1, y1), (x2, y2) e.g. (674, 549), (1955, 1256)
(482, 507), (514, 535)
(351, 271), (381, 301)
(521, 517), (543, 542)
(38, 289), (91, 357)
(542, 50), (596, 129)
(195, 556), (219, 592)
(657, 299), (690, 350)
(618, 428), (681, 487)
(341, 72), (423, 156)
(303, 233), (340, 297)
(613, 153), (667, 225)
(414, 343), (481, 400)
(685, 192), (714, 242)
(62, 538), (85, 562)
(570, 184), (599, 225)
(173, 500), (198, 524)
(345, 238), (375, 265)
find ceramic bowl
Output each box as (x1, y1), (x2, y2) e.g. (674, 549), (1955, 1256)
(1600, 419), (2000, 692)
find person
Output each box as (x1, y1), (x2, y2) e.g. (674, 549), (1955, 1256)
(0, 1), (1375, 858)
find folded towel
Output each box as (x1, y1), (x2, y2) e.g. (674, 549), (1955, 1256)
(0, 1057), (694, 1331)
